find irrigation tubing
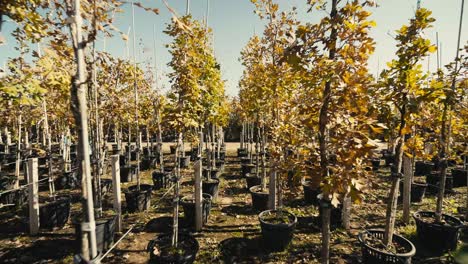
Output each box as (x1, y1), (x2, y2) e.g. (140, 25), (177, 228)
(98, 182), (175, 262)
(0, 177), (50, 196)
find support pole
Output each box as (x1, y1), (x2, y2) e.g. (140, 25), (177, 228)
(111, 155), (122, 232)
(194, 158), (202, 231)
(28, 158), (39, 235)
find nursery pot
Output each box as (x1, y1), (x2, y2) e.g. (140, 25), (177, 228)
(249, 185), (269, 212)
(413, 211), (463, 253)
(215, 160), (225, 171)
(120, 165), (134, 183)
(39, 196), (71, 230)
(170, 145), (177, 154)
(258, 209), (297, 251)
(426, 172), (453, 194)
(241, 163), (256, 178)
(383, 152), (395, 166)
(0, 174), (16, 190)
(0, 188), (28, 209)
(318, 200), (343, 229)
(302, 178), (320, 206)
(74, 214), (117, 253)
(237, 148), (248, 158)
(190, 148), (199, 161)
(140, 158), (155, 171)
(147, 233), (199, 264)
(240, 157), (252, 165)
(398, 181), (428, 203)
(451, 168), (467, 188)
(370, 159), (383, 171)
(152, 171), (169, 190)
(202, 178), (220, 201)
(180, 193), (212, 227)
(414, 161), (435, 176)
(358, 229), (416, 264)
(202, 168), (219, 180)
(124, 184), (153, 213)
(178, 156), (191, 169)
(245, 173), (261, 189)
(55, 170), (79, 190)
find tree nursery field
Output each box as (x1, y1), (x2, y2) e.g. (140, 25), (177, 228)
(0, 0), (467, 263)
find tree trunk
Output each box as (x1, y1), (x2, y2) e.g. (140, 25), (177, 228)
(15, 113), (22, 189)
(69, 0), (98, 259)
(319, 1), (337, 263)
(341, 194), (351, 231)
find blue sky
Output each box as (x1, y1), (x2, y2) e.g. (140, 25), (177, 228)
(0, 0), (466, 96)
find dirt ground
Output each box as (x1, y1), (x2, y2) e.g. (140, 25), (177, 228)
(0, 143), (467, 263)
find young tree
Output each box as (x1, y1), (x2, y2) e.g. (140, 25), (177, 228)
(379, 8), (436, 246)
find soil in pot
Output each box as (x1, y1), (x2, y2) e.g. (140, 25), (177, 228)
(202, 178), (220, 201)
(413, 211), (463, 253)
(398, 181), (428, 203)
(358, 229), (416, 264)
(180, 193), (212, 228)
(415, 161), (435, 176)
(241, 163), (256, 178)
(39, 196), (71, 230)
(147, 233), (199, 264)
(302, 178), (320, 206)
(451, 168), (467, 188)
(74, 213), (117, 254)
(152, 171), (169, 190)
(258, 209), (297, 251)
(245, 173), (261, 190)
(124, 184), (153, 213)
(249, 185), (269, 212)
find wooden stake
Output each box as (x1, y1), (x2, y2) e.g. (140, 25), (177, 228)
(28, 158), (39, 235)
(111, 155), (122, 232)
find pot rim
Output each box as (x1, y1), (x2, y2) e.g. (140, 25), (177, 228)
(358, 229), (416, 257)
(413, 211), (464, 228)
(258, 209), (298, 227)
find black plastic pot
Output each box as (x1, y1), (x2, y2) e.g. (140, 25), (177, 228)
(120, 166), (134, 183)
(178, 156), (191, 168)
(413, 211), (463, 252)
(147, 233), (199, 264)
(55, 170), (79, 190)
(451, 168), (467, 188)
(124, 184), (153, 213)
(358, 229), (416, 264)
(249, 185), (269, 212)
(241, 163), (256, 178)
(259, 209), (297, 251)
(370, 159), (383, 171)
(245, 173), (261, 189)
(237, 148), (248, 158)
(180, 193), (212, 227)
(383, 152), (395, 166)
(398, 181), (428, 203)
(0, 188), (27, 209)
(0, 174), (16, 190)
(152, 171), (169, 190)
(119, 155), (127, 167)
(170, 145), (177, 154)
(74, 214), (117, 253)
(39, 196), (71, 230)
(426, 172), (453, 194)
(130, 151), (137, 161)
(318, 201), (343, 229)
(415, 161), (435, 176)
(202, 179), (220, 201)
(302, 179), (320, 206)
(216, 151), (226, 161)
(215, 160), (225, 171)
(240, 157), (252, 165)
(190, 148), (199, 161)
(202, 168), (219, 180)
(140, 158), (155, 171)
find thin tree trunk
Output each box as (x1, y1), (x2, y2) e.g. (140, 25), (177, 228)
(402, 154), (412, 223)
(319, 1), (337, 262)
